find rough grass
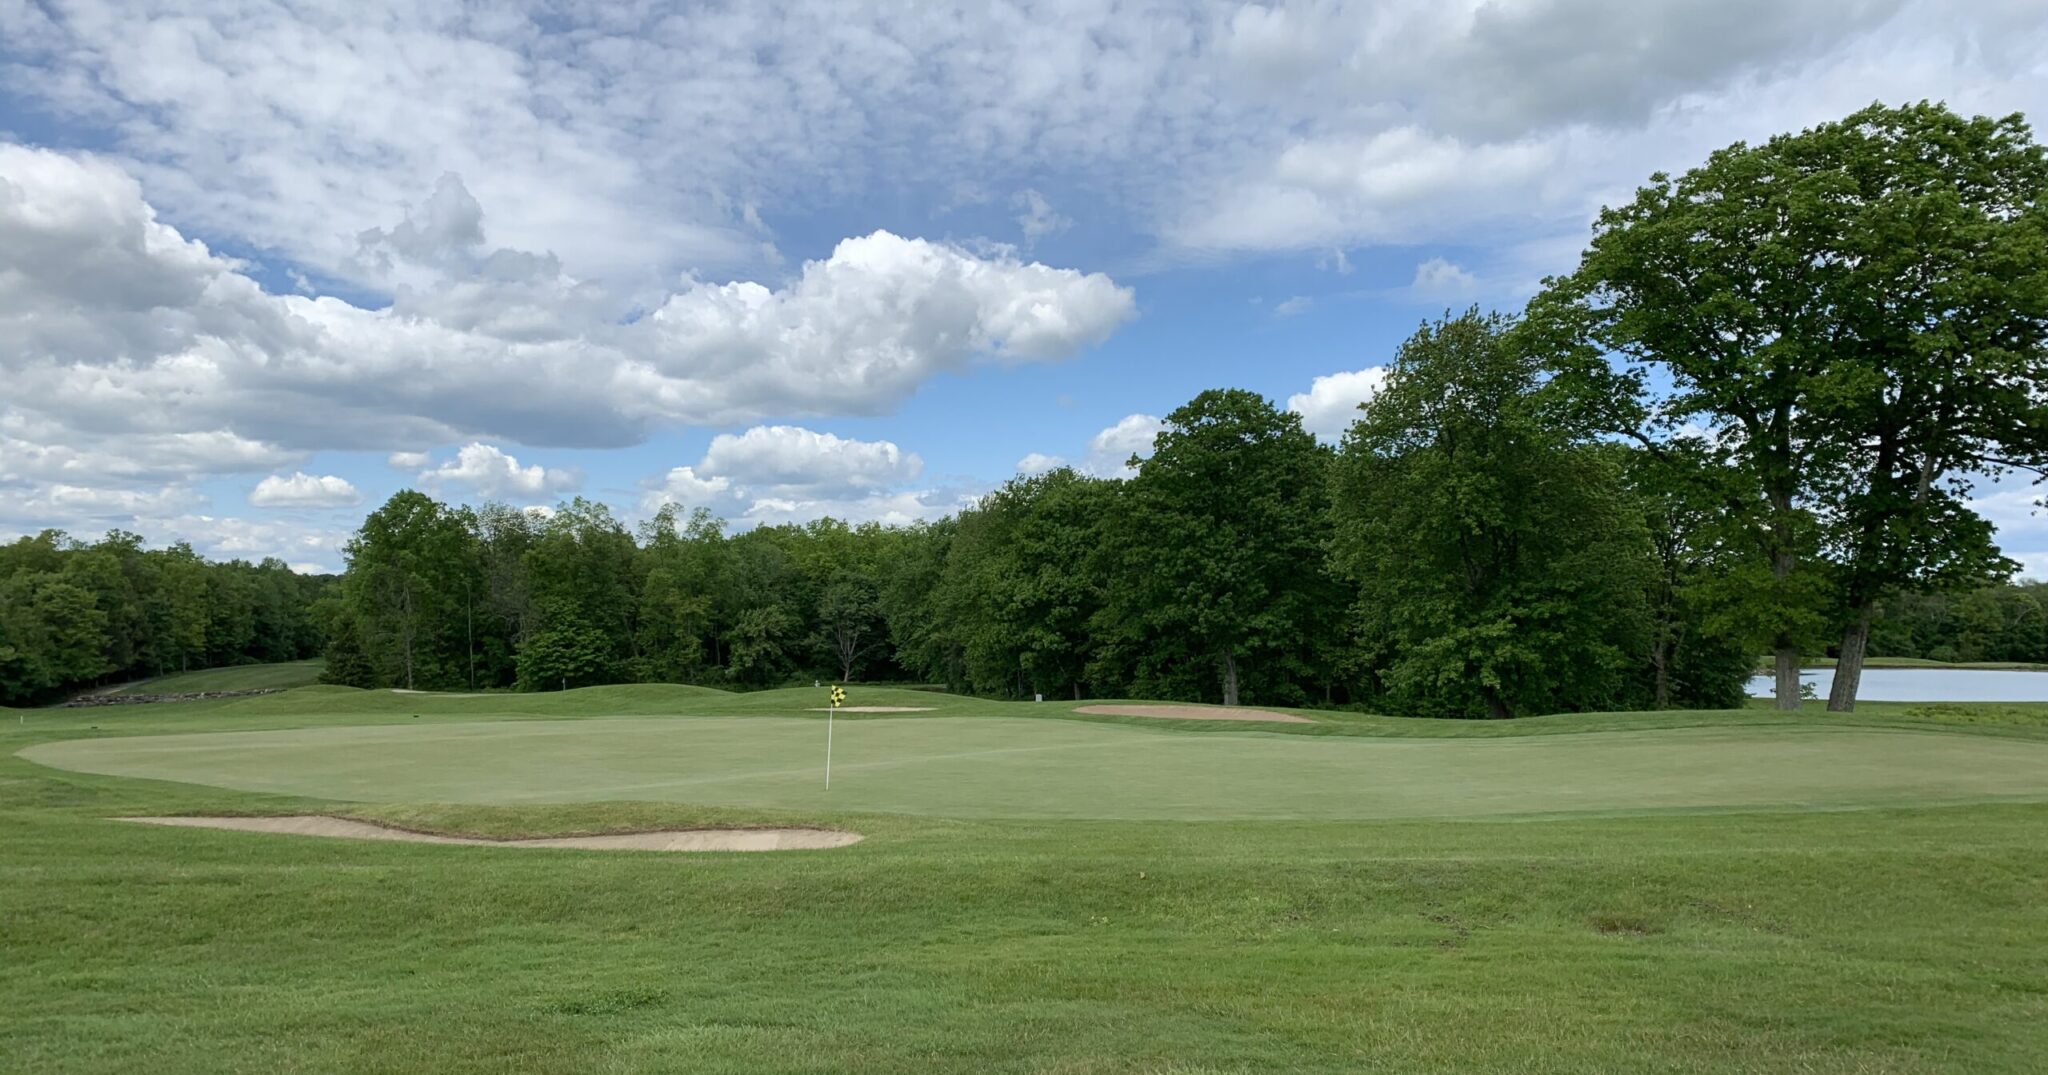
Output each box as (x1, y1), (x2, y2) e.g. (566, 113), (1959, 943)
(6, 689), (2048, 1072)
(110, 658), (328, 694)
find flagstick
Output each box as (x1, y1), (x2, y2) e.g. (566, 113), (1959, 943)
(825, 703), (834, 789)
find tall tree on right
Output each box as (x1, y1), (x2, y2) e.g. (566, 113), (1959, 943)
(1532, 102), (2048, 711)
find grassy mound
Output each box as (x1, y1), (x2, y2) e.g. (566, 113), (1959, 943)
(113, 659), (327, 694)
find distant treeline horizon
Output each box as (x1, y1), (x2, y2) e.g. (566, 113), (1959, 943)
(6, 458), (2044, 711)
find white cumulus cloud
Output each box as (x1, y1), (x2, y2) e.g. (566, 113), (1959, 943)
(419, 444), (580, 500)
(1087, 414), (1166, 478)
(1288, 367), (1392, 442)
(249, 472), (362, 508)
(699, 426), (923, 495)
(642, 425), (936, 522)
(1408, 257), (1479, 300)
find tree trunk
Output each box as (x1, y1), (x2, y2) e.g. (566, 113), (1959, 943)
(1650, 638), (1671, 710)
(1222, 651), (1240, 708)
(1481, 684), (1512, 721)
(1827, 603), (1876, 713)
(1772, 647), (1800, 711)
(1765, 489), (1801, 711)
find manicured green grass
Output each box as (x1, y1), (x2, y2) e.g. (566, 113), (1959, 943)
(110, 658), (327, 694)
(7, 687), (2048, 1072)
(25, 714), (2048, 819)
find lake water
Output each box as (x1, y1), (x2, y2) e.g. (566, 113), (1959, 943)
(1745, 667), (2048, 703)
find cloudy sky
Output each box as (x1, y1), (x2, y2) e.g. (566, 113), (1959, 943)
(3, 0), (2046, 574)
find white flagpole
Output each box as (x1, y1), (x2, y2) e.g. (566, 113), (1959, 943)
(825, 704), (834, 789)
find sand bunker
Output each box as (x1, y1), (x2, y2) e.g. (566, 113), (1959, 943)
(1074, 704), (1313, 724)
(119, 816), (861, 851)
(805, 706), (935, 712)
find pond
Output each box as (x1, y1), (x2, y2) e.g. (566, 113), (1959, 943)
(1744, 667), (2048, 703)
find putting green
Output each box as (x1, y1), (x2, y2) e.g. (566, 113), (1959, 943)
(22, 716), (2048, 819)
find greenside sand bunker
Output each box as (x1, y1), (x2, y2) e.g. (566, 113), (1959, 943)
(24, 716), (2048, 820)
(120, 815), (860, 851)
(1075, 704), (1312, 723)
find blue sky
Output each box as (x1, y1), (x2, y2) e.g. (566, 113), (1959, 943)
(2, 1), (2046, 574)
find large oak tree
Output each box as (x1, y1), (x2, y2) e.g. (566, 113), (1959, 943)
(1534, 102), (2048, 710)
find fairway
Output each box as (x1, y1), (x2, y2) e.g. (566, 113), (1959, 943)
(25, 715), (2048, 819)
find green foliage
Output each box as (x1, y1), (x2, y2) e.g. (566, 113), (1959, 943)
(337, 491), (481, 690)
(1536, 102), (2048, 708)
(516, 604), (618, 690)
(1871, 582), (2048, 664)
(0, 529), (330, 705)
(1621, 444), (1767, 709)
(1332, 311), (1655, 718)
(814, 571), (883, 682)
(1100, 389), (1341, 706)
(926, 469), (1113, 699)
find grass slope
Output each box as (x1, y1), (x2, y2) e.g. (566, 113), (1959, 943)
(112, 658), (327, 694)
(6, 688), (2048, 1072)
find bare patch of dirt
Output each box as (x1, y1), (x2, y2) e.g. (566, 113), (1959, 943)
(119, 816), (862, 851)
(804, 706), (935, 712)
(1074, 704), (1313, 724)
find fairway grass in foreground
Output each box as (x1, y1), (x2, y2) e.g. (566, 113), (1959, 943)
(24, 715), (2048, 819)
(7, 687), (2048, 1073)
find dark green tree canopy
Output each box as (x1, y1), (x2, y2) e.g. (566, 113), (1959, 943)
(1333, 311), (1657, 719)
(1105, 388), (1342, 707)
(1533, 101), (2048, 711)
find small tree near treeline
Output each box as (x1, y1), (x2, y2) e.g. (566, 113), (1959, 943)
(1533, 102), (2048, 712)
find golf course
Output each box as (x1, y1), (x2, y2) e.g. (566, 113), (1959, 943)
(8, 686), (2048, 1073)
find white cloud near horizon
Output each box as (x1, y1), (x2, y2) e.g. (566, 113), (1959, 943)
(642, 425), (949, 526)
(419, 444), (581, 500)
(249, 472), (362, 508)
(1287, 367), (1392, 442)
(1016, 452), (1066, 475)
(1086, 414), (1167, 478)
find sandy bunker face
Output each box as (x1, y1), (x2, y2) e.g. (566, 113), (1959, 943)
(1074, 704), (1313, 723)
(120, 816), (862, 851)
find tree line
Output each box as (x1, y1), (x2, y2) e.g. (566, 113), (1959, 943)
(1869, 583), (2048, 666)
(317, 362), (1760, 717)
(0, 531), (331, 704)
(6, 102), (2044, 716)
